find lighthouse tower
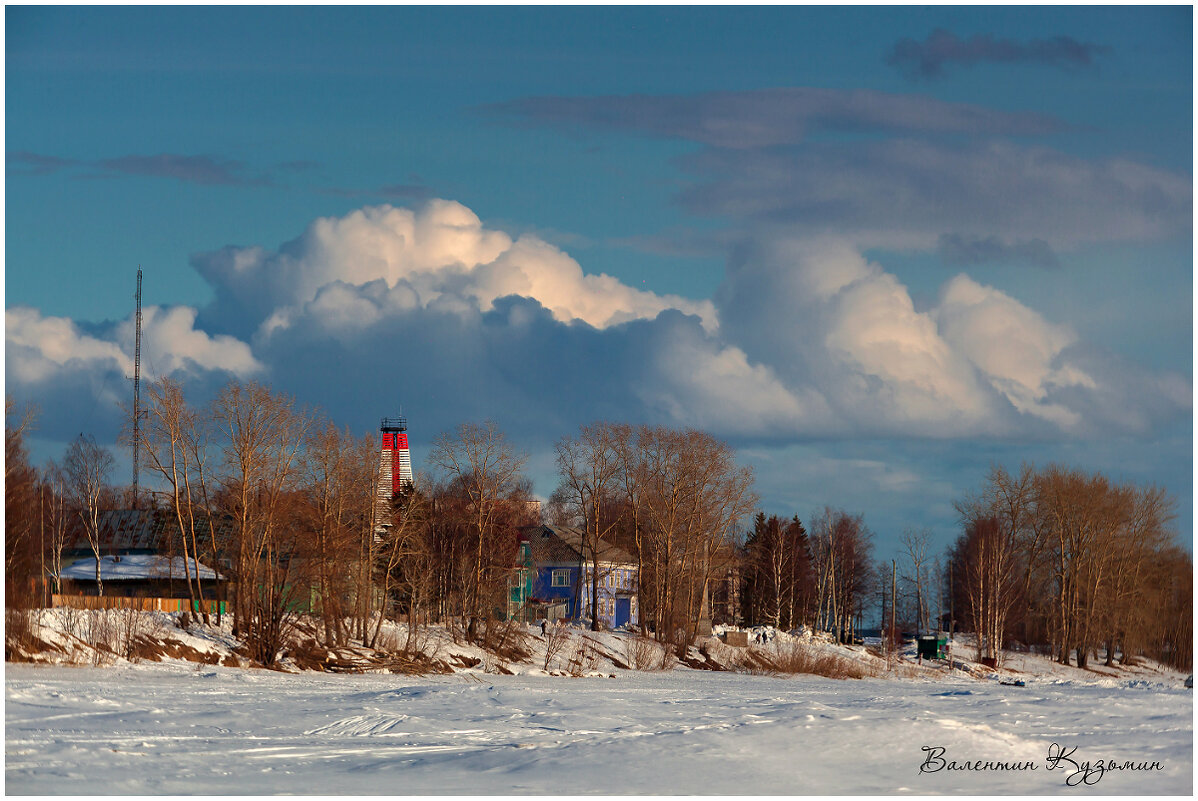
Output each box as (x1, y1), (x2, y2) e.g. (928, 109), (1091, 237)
(378, 416), (413, 495)
(375, 416), (413, 531)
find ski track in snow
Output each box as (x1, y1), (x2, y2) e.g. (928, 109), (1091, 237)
(5, 663), (1191, 794)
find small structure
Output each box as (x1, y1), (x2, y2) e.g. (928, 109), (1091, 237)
(518, 524), (639, 629)
(917, 634), (948, 660)
(60, 554), (222, 598)
(721, 630), (749, 647)
(54, 509), (232, 608)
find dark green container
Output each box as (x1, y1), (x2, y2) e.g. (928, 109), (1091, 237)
(918, 634), (947, 660)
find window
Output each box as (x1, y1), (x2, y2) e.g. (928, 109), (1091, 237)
(551, 569), (570, 587)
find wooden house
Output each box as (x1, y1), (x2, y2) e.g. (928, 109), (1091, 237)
(518, 524), (639, 629)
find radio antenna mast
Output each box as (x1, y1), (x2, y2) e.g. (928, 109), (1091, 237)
(132, 267), (144, 505)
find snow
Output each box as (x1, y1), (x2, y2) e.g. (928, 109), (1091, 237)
(59, 553), (219, 581)
(6, 616), (1192, 794)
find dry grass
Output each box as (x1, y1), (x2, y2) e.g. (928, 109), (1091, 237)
(481, 618), (532, 664)
(565, 637), (603, 676)
(742, 641), (876, 679)
(623, 635), (673, 671)
(5, 608), (36, 657)
(542, 623), (572, 671)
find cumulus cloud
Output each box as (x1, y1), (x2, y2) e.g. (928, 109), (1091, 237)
(934, 275), (1092, 428)
(714, 238), (1188, 437)
(483, 87), (1069, 148)
(193, 200), (716, 339)
(5, 304), (261, 443)
(887, 29), (1113, 80)
(6, 306), (131, 384)
(126, 306), (261, 377)
(6, 199), (1186, 461)
(633, 311), (831, 435)
(679, 140), (1192, 250)
(716, 240), (996, 436)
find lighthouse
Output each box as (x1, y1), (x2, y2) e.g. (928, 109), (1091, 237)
(375, 416), (413, 531)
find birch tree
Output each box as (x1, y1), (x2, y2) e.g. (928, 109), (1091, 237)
(427, 420), (527, 641)
(554, 422), (624, 630)
(212, 381), (309, 664)
(62, 434), (115, 597)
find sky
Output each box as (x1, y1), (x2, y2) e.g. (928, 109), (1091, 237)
(5, 6), (1193, 558)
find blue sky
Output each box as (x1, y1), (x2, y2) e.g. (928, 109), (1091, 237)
(6, 6), (1192, 557)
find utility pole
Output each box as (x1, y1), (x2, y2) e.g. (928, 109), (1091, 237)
(131, 267), (144, 506)
(39, 484), (45, 606)
(948, 559), (955, 672)
(890, 559), (897, 669)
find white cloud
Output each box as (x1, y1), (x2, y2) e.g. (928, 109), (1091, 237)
(7, 202), (1186, 459)
(935, 275), (1092, 428)
(5, 305), (260, 443)
(823, 263), (989, 428)
(6, 306), (130, 383)
(195, 200), (716, 339)
(131, 306), (261, 378)
(637, 313), (832, 435)
(715, 237), (1186, 437)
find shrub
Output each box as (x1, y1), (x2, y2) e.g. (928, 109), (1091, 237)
(565, 637), (602, 677)
(749, 642), (874, 679)
(5, 608), (35, 658)
(543, 623), (571, 671)
(624, 635), (672, 671)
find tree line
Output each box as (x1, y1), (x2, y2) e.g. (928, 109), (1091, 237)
(948, 464), (1190, 671)
(4, 385), (764, 661)
(7, 386), (1190, 671)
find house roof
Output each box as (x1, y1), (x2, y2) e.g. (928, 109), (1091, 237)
(60, 554), (220, 582)
(521, 524), (636, 567)
(67, 509), (234, 556)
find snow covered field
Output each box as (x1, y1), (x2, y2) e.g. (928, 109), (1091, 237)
(6, 661), (1191, 794)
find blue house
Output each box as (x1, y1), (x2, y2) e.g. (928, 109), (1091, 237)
(519, 524), (639, 629)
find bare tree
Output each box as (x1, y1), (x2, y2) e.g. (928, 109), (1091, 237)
(41, 461), (71, 596)
(900, 528), (931, 635)
(950, 464), (1185, 670)
(5, 398), (40, 607)
(634, 426), (756, 644)
(554, 422), (624, 630)
(301, 418), (369, 646)
(211, 381), (310, 664)
(427, 420), (527, 641)
(370, 484), (431, 649)
(810, 509), (874, 642)
(140, 377), (215, 618)
(955, 515), (1020, 663)
(62, 434), (115, 596)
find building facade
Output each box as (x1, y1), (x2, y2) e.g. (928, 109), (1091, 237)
(518, 524), (638, 629)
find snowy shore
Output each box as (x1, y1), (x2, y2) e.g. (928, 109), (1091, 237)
(6, 659), (1191, 795)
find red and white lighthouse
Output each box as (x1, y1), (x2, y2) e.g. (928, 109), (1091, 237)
(378, 416), (413, 495)
(375, 416), (413, 531)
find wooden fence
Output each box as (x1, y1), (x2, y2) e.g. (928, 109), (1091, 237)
(50, 594), (226, 615)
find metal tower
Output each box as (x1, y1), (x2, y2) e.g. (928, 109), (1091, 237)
(131, 267), (145, 503)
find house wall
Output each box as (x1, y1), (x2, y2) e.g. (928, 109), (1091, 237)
(578, 563), (638, 629)
(531, 563), (582, 619)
